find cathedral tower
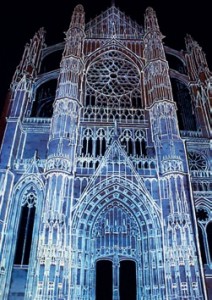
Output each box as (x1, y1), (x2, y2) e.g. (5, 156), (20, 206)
(0, 3), (211, 300)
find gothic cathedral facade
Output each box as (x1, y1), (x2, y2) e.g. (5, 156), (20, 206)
(0, 4), (211, 300)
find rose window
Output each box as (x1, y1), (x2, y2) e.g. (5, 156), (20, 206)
(86, 51), (140, 107)
(188, 151), (207, 171)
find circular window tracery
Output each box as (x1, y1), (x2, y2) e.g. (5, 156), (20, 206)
(196, 207), (210, 223)
(87, 51), (140, 98)
(188, 151), (207, 171)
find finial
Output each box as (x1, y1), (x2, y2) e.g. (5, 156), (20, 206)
(114, 119), (119, 139)
(34, 149), (38, 159)
(111, 0), (115, 6)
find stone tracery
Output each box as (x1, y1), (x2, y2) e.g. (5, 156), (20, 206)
(0, 3), (211, 300)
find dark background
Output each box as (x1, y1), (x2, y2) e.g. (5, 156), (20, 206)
(0, 0), (211, 112)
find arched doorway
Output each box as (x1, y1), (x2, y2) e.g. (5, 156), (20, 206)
(72, 179), (165, 299)
(95, 259), (136, 300)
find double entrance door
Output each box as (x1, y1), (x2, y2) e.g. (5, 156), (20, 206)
(96, 259), (136, 300)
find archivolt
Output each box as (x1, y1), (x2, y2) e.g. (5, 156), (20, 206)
(85, 42), (144, 73)
(13, 175), (44, 203)
(72, 176), (161, 234)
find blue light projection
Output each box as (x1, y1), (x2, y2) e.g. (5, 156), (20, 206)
(0, 3), (211, 300)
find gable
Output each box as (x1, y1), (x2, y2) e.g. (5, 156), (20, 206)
(85, 5), (143, 39)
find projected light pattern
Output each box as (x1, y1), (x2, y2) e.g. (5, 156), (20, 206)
(0, 3), (211, 300)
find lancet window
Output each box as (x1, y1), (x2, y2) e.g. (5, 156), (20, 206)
(120, 129), (147, 156)
(81, 128), (107, 157)
(80, 127), (147, 158)
(14, 187), (37, 265)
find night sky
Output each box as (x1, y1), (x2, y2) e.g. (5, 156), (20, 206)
(1, 0), (211, 112)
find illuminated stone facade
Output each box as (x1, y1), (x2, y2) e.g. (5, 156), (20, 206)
(0, 4), (211, 300)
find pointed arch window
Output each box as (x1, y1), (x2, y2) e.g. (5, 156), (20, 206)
(96, 129), (106, 157)
(82, 129), (93, 156)
(120, 130), (133, 155)
(14, 187), (37, 265)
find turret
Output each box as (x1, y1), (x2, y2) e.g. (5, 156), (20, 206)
(0, 28), (46, 168)
(185, 34), (211, 136)
(143, 7), (180, 159)
(143, 8), (208, 299)
(10, 27), (46, 118)
(143, 7), (173, 107)
(185, 34), (210, 83)
(46, 4), (85, 170)
(26, 5), (86, 299)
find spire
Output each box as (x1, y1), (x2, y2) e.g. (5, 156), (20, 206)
(185, 33), (210, 81)
(64, 4), (85, 57)
(144, 7), (160, 33)
(69, 4), (85, 30)
(11, 28), (46, 85)
(25, 150), (40, 174)
(185, 34), (208, 67)
(113, 119), (119, 140)
(185, 34), (199, 52)
(143, 6), (165, 62)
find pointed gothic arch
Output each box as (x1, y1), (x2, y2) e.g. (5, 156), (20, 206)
(85, 43), (145, 71)
(3, 175), (44, 299)
(11, 176), (44, 266)
(71, 177), (165, 299)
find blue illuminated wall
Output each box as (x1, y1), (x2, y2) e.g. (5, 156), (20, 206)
(0, 4), (211, 300)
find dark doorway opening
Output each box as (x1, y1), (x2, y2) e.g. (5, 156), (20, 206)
(119, 260), (136, 300)
(96, 260), (112, 300)
(207, 222), (212, 261)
